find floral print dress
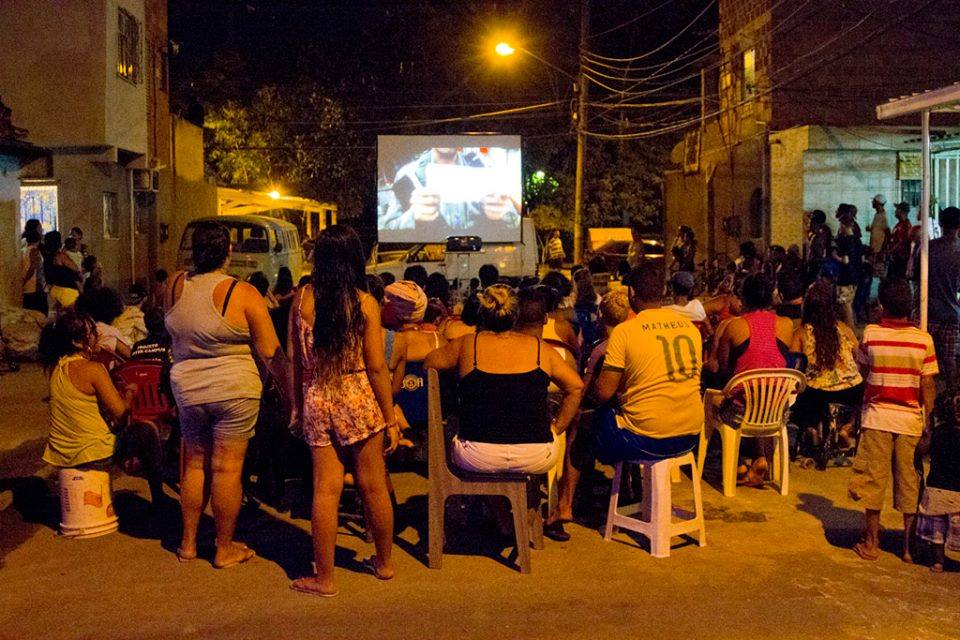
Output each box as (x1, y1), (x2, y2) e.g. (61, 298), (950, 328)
(295, 295), (385, 448)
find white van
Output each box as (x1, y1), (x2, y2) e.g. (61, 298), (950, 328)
(178, 215), (305, 286)
(368, 218), (539, 283)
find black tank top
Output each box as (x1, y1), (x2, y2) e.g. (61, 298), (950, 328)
(457, 333), (552, 445)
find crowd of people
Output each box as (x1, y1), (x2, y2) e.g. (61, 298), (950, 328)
(22, 201), (960, 596)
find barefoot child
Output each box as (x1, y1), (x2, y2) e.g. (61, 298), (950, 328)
(917, 394), (960, 572)
(849, 278), (937, 562)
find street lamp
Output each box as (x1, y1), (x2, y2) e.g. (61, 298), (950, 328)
(268, 189), (281, 200)
(490, 23), (589, 265)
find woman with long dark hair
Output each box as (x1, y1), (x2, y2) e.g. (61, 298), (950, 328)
(289, 225), (398, 597)
(790, 280), (863, 450)
(164, 221), (290, 568)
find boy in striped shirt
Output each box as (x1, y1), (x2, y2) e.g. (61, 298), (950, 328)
(849, 278), (937, 562)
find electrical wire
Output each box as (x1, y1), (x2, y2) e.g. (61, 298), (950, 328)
(589, 0), (679, 40)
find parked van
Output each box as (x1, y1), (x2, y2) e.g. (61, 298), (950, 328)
(178, 215), (305, 286)
(368, 218), (539, 283)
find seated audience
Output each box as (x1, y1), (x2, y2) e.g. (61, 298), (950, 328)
(708, 274), (794, 486)
(478, 264), (499, 289)
(39, 310), (164, 506)
(76, 287), (132, 362)
(442, 293), (481, 341)
(402, 265), (428, 289)
(131, 308), (174, 366)
(424, 284), (583, 474)
(247, 271), (279, 309)
(790, 280), (863, 452)
(775, 269), (806, 329)
(664, 270), (706, 322)
(849, 278), (936, 563)
(573, 269), (602, 349)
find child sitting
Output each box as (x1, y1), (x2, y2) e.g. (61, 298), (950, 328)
(849, 278), (938, 562)
(76, 287), (131, 362)
(39, 310), (165, 506)
(917, 393), (960, 572)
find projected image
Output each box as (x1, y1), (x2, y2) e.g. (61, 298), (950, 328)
(377, 135), (522, 243)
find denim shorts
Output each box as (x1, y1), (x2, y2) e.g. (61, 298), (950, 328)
(179, 398), (260, 443)
(594, 408), (699, 464)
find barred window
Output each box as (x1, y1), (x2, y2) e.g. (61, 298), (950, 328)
(117, 8), (141, 83)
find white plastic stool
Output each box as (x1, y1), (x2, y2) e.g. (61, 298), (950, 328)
(58, 467), (118, 539)
(602, 452), (706, 558)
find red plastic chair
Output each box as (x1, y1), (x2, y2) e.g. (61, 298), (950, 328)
(111, 361), (176, 439)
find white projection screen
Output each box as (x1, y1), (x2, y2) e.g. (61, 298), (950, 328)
(377, 135), (523, 243)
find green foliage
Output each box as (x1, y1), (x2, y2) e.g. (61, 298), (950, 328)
(204, 83), (368, 218)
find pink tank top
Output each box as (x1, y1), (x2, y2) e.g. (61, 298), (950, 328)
(733, 310), (786, 375)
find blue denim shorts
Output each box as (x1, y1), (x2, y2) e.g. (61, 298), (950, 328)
(594, 408), (698, 464)
(179, 398), (260, 443)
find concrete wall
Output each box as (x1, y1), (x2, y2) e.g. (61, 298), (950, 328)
(0, 0), (107, 147)
(0, 174), (21, 306)
(156, 117), (217, 272)
(104, 0), (148, 155)
(769, 126), (809, 249)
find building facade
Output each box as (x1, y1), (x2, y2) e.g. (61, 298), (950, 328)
(663, 0), (960, 264)
(0, 0), (214, 306)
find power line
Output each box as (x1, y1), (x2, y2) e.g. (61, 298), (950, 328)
(589, 0), (679, 40)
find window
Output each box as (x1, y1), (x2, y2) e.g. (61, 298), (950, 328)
(19, 184), (59, 233)
(117, 8), (141, 83)
(180, 221), (271, 253)
(901, 179), (922, 209)
(134, 190), (155, 235)
(742, 48), (757, 99)
(103, 192), (121, 239)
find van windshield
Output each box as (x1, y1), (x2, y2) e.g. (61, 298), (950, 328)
(181, 221), (274, 253)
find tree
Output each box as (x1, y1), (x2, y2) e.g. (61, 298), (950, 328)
(204, 83), (369, 219)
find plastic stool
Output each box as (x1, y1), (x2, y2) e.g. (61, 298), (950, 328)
(602, 452), (706, 558)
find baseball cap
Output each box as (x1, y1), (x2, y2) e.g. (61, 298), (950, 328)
(872, 194), (886, 205)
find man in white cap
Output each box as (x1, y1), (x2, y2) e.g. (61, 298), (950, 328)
(866, 194), (890, 256)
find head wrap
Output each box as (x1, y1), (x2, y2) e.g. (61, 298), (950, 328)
(383, 280), (428, 327)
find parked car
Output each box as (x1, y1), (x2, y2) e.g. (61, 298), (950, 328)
(178, 215), (305, 285)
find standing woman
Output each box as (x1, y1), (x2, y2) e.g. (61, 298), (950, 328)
(20, 219), (47, 315)
(289, 225), (399, 597)
(164, 221), (290, 568)
(42, 230), (82, 311)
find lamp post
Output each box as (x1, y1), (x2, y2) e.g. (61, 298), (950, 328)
(495, 0), (589, 264)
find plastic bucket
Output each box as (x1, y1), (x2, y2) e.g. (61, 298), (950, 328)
(58, 468), (118, 539)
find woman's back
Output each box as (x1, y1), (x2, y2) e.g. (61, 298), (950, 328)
(43, 355), (116, 467)
(800, 322), (862, 391)
(729, 310), (790, 374)
(165, 271), (261, 406)
(457, 332), (552, 445)
(403, 328), (443, 362)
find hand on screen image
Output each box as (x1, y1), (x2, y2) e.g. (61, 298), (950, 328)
(409, 187), (441, 222)
(482, 193), (515, 221)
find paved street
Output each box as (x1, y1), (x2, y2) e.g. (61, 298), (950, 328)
(1, 365), (958, 640)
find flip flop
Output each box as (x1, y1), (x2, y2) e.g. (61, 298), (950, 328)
(543, 521), (571, 542)
(176, 548), (196, 563)
(290, 578), (339, 598)
(853, 542), (879, 561)
(362, 557), (394, 581)
(213, 545), (256, 569)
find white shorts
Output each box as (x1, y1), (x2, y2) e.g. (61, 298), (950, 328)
(452, 436), (560, 475)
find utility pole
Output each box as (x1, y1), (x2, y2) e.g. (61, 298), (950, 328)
(573, 0), (589, 265)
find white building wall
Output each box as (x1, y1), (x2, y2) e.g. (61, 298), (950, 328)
(104, 0), (148, 155)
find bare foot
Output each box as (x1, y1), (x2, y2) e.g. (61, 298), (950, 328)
(178, 538), (197, 562)
(931, 563), (944, 573)
(363, 555), (395, 580)
(901, 552), (914, 564)
(853, 541), (879, 561)
(290, 576), (338, 598)
(213, 542), (256, 569)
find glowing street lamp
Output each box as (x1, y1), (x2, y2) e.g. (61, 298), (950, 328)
(268, 189), (281, 200)
(495, 41), (516, 57)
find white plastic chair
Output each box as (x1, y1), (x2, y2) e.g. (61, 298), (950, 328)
(700, 368), (806, 497)
(602, 452), (706, 558)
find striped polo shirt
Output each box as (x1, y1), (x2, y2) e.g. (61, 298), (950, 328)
(858, 319), (938, 436)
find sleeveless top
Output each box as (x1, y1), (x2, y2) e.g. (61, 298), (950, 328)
(801, 324), (863, 391)
(732, 310), (788, 375)
(165, 272), (262, 407)
(43, 354), (116, 468)
(458, 333), (552, 445)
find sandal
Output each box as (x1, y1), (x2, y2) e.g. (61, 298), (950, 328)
(853, 541), (879, 561)
(290, 577), (339, 598)
(543, 520), (571, 542)
(213, 544), (256, 569)
(362, 556), (394, 581)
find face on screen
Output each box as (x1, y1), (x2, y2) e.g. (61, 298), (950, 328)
(377, 136), (523, 243)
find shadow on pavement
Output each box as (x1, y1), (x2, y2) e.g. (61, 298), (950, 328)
(0, 474), (58, 568)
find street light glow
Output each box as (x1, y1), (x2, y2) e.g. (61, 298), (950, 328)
(268, 189), (281, 200)
(495, 41), (515, 57)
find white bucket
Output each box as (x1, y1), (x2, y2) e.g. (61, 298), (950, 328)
(58, 468), (119, 539)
